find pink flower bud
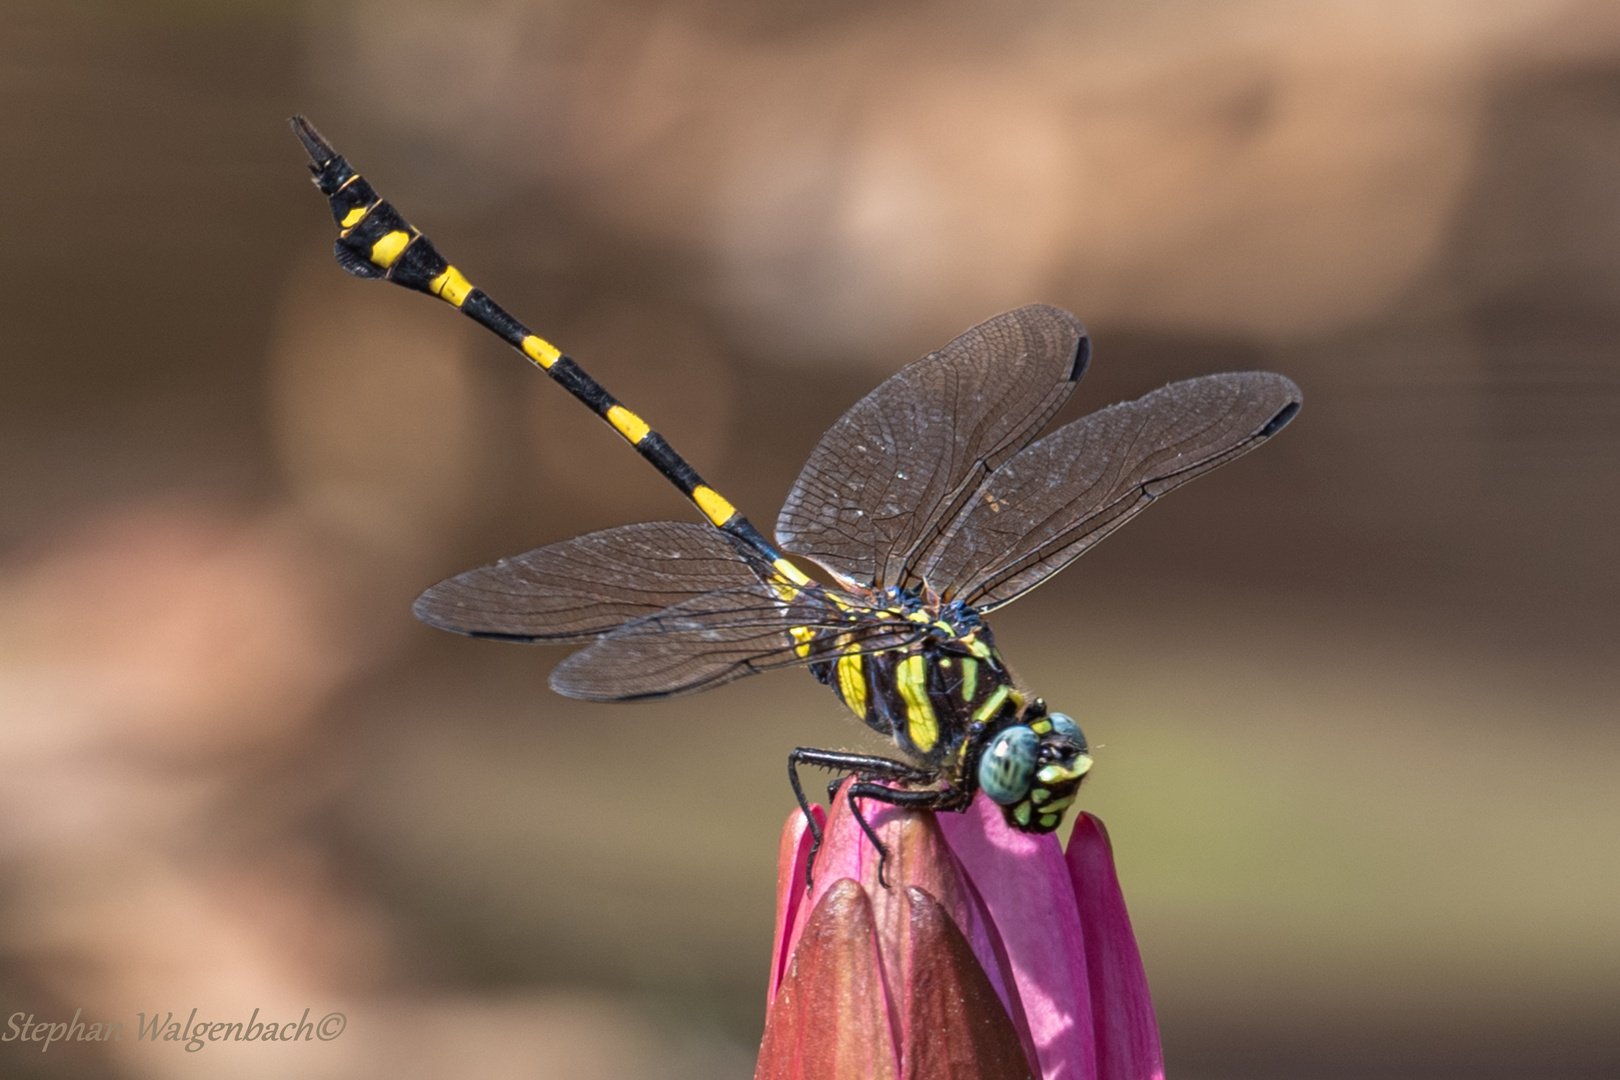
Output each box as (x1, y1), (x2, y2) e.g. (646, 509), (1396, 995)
(758, 786), (1162, 1080)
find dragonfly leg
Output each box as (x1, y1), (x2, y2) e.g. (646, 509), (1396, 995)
(788, 748), (930, 888)
(786, 750), (827, 878)
(847, 781), (973, 888)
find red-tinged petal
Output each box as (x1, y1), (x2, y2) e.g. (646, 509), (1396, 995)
(756, 877), (899, 1080)
(781, 785), (1036, 1051)
(940, 795), (1098, 1080)
(900, 885), (1038, 1080)
(856, 797), (1015, 1023)
(1065, 815), (1164, 1080)
(780, 789), (875, 1019)
(770, 803), (824, 1006)
(785, 784), (1018, 1020)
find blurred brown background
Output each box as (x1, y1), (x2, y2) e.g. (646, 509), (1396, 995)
(2, 1), (1618, 1077)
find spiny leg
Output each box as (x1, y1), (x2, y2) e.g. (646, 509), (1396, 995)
(788, 748), (929, 887)
(847, 782), (974, 888)
(786, 749), (826, 864)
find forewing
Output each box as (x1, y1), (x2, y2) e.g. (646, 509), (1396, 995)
(921, 372), (1302, 609)
(549, 585), (923, 701)
(412, 521), (766, 642)
(776, 305), (1089, 590)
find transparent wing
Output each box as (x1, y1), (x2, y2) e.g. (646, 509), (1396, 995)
(550, 585), (924, 702)
(412, 521), (767, 643)
(776, 305), (1089, 590)
(919, 372), (1302, 610)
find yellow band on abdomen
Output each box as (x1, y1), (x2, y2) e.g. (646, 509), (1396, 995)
(369, 229), (411, 269)
(429, 265), (474, 307)
(605, 405), (651, 445)
(692, 486), (736, 527)
(521, 335), (560, 369)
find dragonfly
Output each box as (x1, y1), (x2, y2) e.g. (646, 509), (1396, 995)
(292, 116), (1301, 883)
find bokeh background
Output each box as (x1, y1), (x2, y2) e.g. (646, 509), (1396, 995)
(3, 1), (1618, 1077)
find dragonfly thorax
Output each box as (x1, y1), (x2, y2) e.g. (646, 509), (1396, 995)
(812, 613), (1015, 755)
(808, 605), (1092, 833)
(812, 620), (997, 752)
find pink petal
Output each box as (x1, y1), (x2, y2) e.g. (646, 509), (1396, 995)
(781, 786), (881, 1014)
(769, 803), (823, 1006)
(1065, 815), (1164, 1080)
(854, 800), (1008, 1021)
(782, 784), (1023, 1052)
(783, 787), (923, 1050)
(786, 787), (1014, 997)
(940, 796), (1098, 1080)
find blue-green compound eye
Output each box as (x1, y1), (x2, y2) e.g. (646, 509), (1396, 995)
(979, 725), (1040, 805)
(1049, 712), (1087, 751)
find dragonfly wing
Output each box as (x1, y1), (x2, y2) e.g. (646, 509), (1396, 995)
(776, 305), (1088, 590)
(921, 372), (1302, 610)
(412, 521), (768, 642)
(549, 586), (922, 701)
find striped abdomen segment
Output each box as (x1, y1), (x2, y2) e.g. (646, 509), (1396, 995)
(291, 116), (805, 587)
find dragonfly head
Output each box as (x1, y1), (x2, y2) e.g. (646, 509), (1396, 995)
(977, 708), (1092, 833)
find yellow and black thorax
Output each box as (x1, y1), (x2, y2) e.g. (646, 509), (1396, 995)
(811, 608), (1021, 769)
